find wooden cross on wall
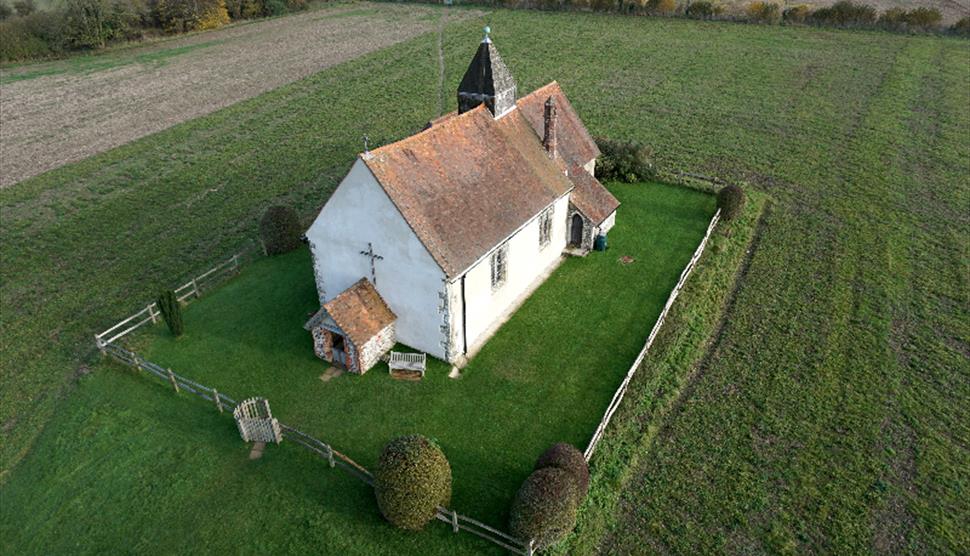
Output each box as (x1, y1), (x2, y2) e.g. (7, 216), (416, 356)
(360, 242), (383, 285)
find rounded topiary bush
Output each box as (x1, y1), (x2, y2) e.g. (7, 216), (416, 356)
(259, 205), (302, 256)
(374, 435), (452, 531)
(534, 443), (589, 499)
(717, 184), (745, 221)
(508, 467), (579, 550)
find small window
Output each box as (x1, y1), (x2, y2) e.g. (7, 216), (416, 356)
(538, 208), (553, 248)
(490, 244), (508, 290)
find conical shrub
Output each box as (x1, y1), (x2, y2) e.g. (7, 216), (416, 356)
(157, 289), (183, 337)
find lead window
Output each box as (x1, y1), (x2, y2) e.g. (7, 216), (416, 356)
(539, 208), (553, 248)
(491, 243), (508, 290)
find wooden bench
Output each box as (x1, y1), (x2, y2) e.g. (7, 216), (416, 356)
(388, 351), (426, 380)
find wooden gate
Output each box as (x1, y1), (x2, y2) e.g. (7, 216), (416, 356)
(233, 397), (282, 444)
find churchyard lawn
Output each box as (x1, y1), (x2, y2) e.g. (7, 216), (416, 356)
(133, 180), (715, 527)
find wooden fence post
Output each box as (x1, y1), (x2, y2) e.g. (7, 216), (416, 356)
(451, 509), (459, 533)
(231, 254), (239, 273)
(213, 389), (223, 413)
(167, 368), (180, 393)
(191, 278), (200, 299)
(148, 303), (157, 324)
(95, 336), (106, 355)
(526, 538), (535, 556)
(327, 447), (335, 468)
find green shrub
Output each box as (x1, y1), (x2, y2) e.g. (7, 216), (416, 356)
(157, 289), (184, 337)
(508, 467), (580, 550)
(594, 137), (656, 183)
(534, 443), (589, 498)
(0, 20), (48, 61)
(878, 6), (906, 29)
(374, 435), (452, 531)
(61, 0), (145, 49)
(155, 0), (228, 32)
(746, 1), (780, 23)
(717, 183), (745, 221)
(0, 10), (64, 61)
(644, 0), (676, 15)
(262, 0), (285, 15)
(259, 205), (302, 256)
(685, 1), (720, 19)
(0, 2), (13, 19)
(903, 7), (941, 30)
(810, 0), (876, 27)
(13, 0), (35, 16)
(782, 3), (811, 22)
(953, 16), (970, 35)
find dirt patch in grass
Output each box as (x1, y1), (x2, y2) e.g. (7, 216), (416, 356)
(0, 2), (472, 188)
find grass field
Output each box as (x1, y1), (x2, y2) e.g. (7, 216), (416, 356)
(1, 4), (968, 554)
(128, 181), (714, 526)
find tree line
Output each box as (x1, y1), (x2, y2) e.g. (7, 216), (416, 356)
(0, 0), (311, 63)
(427, 0), (970, 36)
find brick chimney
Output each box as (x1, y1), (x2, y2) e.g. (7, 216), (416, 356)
(543, 96), (558, 159)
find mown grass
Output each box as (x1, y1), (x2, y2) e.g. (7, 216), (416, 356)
(1, 4), (968, 554)
(130, 181), (712, 526)
(0, 182), (714, 554)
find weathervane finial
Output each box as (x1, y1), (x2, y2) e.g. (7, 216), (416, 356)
(483, 25), (491, 43)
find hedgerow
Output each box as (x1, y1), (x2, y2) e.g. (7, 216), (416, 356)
(374, 435), (452, 531)
(746, 1), (780, 24)
(0, 0), (309, 62)
(685, 1), (721, 19)
(594, 137), (657, 183)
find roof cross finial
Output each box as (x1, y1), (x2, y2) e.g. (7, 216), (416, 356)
(483, 25), (491, 44)
(363, 134), (370, 155)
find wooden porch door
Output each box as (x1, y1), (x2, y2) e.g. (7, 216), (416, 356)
(570, 214), (584, 246)
(331, 332), (347, 368)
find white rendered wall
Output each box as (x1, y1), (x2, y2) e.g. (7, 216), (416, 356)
(455, 194), (570, 354)
(306, 158), (448, 359)
(599, 210), (617, 234)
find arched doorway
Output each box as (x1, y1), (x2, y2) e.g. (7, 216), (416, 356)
(570, 214), (584, 246)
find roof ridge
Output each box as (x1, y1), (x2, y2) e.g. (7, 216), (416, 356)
(516, 81), (560, 105)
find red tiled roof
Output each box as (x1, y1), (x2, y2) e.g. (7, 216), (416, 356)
(516, 82), (600, 169)
(568, 164), (619, 225)
(322, 278), (396, 347)
(364, 104), (574, 277)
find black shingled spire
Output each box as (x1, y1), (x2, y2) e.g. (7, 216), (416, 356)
(457, 27), (517, 117)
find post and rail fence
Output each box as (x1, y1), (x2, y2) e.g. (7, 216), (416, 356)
(584, 208), (722, 460)
(94, 248), (535, 555)
(95, 248), (252, 351)
(94, 203), (722, 553)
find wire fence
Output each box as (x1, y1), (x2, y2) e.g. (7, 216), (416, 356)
(584, 208), (722, 460)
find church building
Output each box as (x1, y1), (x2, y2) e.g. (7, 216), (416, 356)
(304, 29), (619, 373)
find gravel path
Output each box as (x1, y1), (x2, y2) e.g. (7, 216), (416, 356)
(0, 3), (458, 188)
